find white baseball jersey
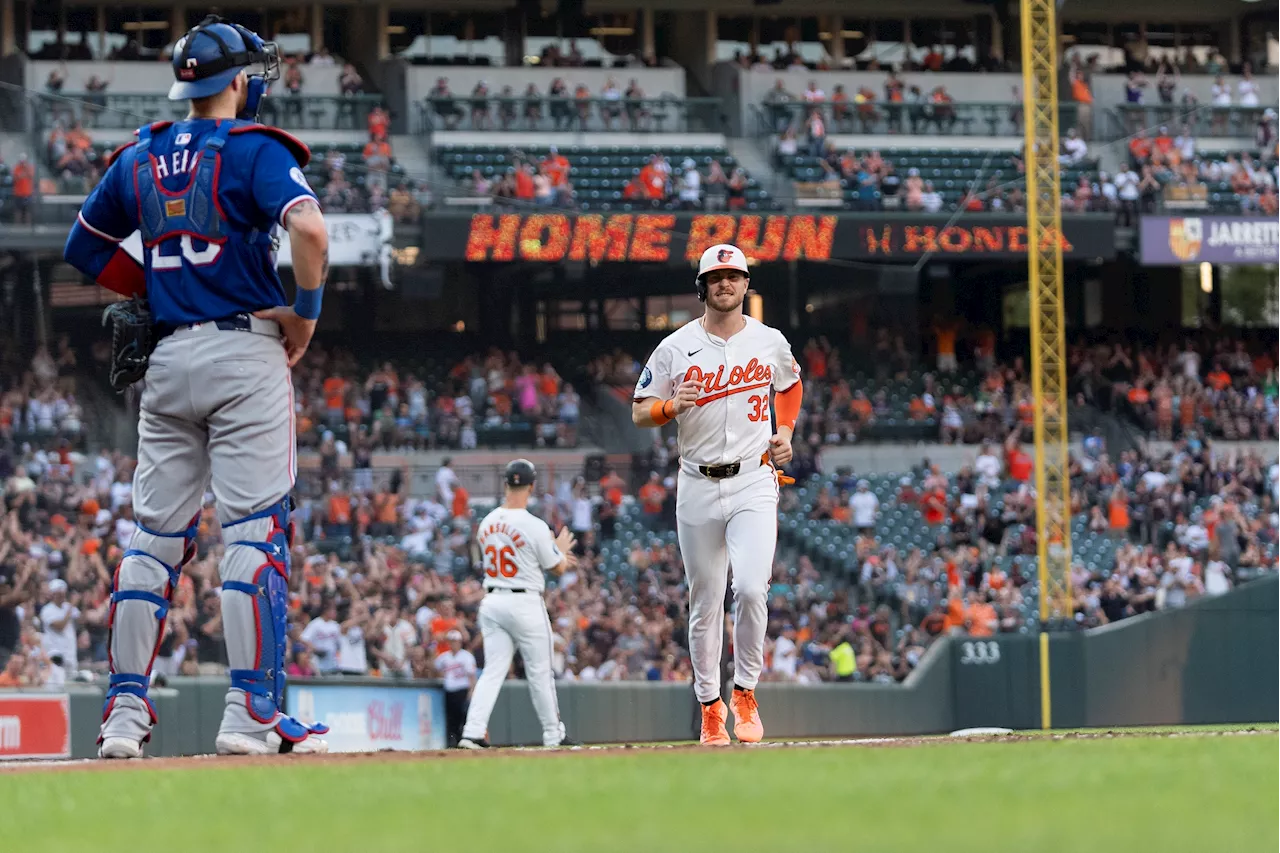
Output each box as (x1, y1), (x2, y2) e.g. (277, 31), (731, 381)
(634, 316), (800, 466)
(475, 506), (562, 593)
(435, 648), (477, 692)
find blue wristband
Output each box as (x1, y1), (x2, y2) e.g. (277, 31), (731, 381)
(294, 284), (323, 320)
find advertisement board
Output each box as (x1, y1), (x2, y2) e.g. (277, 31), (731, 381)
(0, 694), (71, 760)
(1140, 215), (1280, 265)
(418, 212), (1117, 263)
(286, 683), (446, 753)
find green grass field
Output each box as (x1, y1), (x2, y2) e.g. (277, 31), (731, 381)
(2, 728), (1275, 853)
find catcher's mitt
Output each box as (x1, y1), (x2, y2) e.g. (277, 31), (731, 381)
(102, 297), (155, 392)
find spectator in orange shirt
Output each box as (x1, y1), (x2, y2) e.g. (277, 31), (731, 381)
(362, 136), (393, 191)
(326, 487), (353, 538)
(491, 390), (513, 417)
(513, 163), (535, 201)
(430, 600), (461, 654)
(600, 467), (626, 507)
(372, 491), (400, 536)
(638, 472), (667, 522)
(1128, 133), (1152, 163)
(622, 173), (646, 200)
(934, 321), (958, 373)
(451, 484), (470, 520)
(367, 105), (390, 140)
(0, 654), (26, 687)
(638, 162), (667, 200)
(1069, 62), (1093, 140)
(1206, 366), (1231, 390)
(541, 147), (570, 187)
(963, 592), (998, 638)
(908, 395), (935, 420)
(539, 364), (561, 398)
(322, 375), (347, 425)
(803, 339), (828, 380)
(941, 597), (966, 633)
(922, 486), (948, 525)
(11, 154), (34, 224)
(850, 391), (874, 424)
(1005, 434), (1033, 483)
(1108, 486), (1130, 534)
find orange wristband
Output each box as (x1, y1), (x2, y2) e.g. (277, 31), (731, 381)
(650, 399), (674, 425)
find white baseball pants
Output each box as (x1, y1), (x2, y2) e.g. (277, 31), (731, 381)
(462, 590), (565, 747)
(676, 461), (778, 703)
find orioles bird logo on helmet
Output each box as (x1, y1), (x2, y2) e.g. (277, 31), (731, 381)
(717, 248), (733, 263)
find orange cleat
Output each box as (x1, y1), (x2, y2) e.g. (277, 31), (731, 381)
(700, 699), (731, 746)
(730, 688), (764, 743)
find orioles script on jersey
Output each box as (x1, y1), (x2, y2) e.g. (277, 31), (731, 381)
(479, 521), (528, 549)
(685, 358), (774, 405)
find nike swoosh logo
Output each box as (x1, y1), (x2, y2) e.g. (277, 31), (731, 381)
(687, 349), (702, 357)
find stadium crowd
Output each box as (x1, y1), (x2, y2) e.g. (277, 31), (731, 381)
(0, 337), (86, 443)
(2, 366), (1274, 691)
(1070, 336), (1279, 441)
(427, 75), (669, 134)
(291, 344), (584, 451)
(0, 320), (1275, 691)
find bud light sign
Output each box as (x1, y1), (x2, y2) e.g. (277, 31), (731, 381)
(287, 684), (446, 753)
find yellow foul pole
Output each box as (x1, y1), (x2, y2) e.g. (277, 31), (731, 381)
(1019, 0), (1073, 730)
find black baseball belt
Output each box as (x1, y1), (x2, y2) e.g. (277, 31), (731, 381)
(486, 587), (529, 594)
(696, 452), (771, 480)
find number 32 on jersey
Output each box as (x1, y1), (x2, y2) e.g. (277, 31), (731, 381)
(747, 394), (768, 422)
(484, 545), (517, 577)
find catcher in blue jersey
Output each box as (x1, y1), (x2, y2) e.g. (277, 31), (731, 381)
(63, 15), (331, 757)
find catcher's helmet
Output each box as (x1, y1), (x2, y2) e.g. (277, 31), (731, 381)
(695, 244), (749, 302)
(169, 15), (278, 119)
(504, 458), (537, 488)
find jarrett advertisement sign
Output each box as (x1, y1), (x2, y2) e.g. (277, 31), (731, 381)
(419, 213), (1116, 263)
(1141, 216), (1280, 265)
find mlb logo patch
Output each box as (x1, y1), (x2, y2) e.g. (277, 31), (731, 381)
(165, 199), (186, 218)
(175, 132), (192, 146)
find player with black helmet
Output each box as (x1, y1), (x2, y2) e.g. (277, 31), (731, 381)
(458, 459), (578, 748)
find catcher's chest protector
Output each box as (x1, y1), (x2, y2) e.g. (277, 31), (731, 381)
(134, 121), (235, 248)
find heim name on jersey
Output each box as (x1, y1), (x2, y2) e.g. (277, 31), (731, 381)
(152, 133), (199, 178)
(477, 507), (562, 593)
(634, 316), (800, 467)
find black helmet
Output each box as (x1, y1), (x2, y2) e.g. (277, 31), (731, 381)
(504, 458), (537, 488)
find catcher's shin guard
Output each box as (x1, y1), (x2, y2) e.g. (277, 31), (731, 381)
(99, 515), (199, 745)
(218, 497), (327, 749)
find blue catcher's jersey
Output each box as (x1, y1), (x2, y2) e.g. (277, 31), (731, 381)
(74, 118), (318, 327)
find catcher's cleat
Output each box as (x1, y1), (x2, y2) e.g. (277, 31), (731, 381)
(700, 699), (731, 746)
(457, 737), (490, 750)
(215, 731), (329, 755)
(99, 736), (144, 759)
(730, 688), (764, 743)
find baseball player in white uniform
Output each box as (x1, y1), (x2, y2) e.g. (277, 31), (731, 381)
(458, 459), (578, 749)
(632, 244), (803, 745)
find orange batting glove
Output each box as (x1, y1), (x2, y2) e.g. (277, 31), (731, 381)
(775, 470), (795, 487)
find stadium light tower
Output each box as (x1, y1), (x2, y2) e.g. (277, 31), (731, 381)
(1019, 0), (1072, 730)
